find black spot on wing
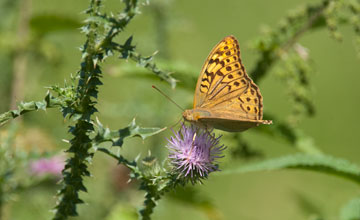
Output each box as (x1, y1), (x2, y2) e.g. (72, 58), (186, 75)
(216, 70), (224, 76)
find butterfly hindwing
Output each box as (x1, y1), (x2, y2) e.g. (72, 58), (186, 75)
(207, 82), (264, 120)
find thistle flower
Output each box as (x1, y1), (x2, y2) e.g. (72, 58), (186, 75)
(166, 124), (225, 183)
(30, 154), (65, 177)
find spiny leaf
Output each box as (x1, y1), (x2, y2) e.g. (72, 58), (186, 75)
(222, 154), (360, 185)
(108, 60), (193, 90)
(130, 51), (177, 89)
(0, 93), (63, 126)
(119, 36), (135, 59)
(115, 37), (177, 88)
(94, 118), (166, 147)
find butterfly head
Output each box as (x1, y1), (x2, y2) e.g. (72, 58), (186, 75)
(183, 109), (211, 122)
(182, 109), (196, 122)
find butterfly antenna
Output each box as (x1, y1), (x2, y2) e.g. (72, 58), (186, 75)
(152, 85), (185, 111)
(169, 115), (183, 130)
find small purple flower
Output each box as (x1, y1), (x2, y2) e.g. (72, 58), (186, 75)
(30, 154), (65, 177)
(166, 124), (225, 182)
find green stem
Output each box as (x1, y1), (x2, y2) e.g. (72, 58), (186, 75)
(54, 1), (144, 217)
(139, 190), (160, 220)
(53, 2), (102, 219)
(0, 94), (63, 126)
(251, 0), (328, 83)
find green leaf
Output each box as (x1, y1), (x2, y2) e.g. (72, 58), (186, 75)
(114, 37), (178, 88)
(35, 100), (47, 110)
(0, 95), (63, 126)
(94, 118), (166, 147)
(222, 154), (360, 185)
(340, 197), (360, 220)
(119, 36), (135, 59)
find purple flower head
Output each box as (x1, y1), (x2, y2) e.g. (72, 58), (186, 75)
(166, 124), (226, 183)
(30, 154), (65, 177)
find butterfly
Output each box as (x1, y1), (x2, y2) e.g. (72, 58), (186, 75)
(183, 35), (272, 132)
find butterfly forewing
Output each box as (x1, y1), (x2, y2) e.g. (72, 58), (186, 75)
(195, 37), (243, 107)
(187, 35), (271, 132)
(194, 36), (263, 120)
(196, 38), (244, 102)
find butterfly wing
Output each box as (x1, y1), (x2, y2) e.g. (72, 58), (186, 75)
(193, 36), (267, 123)
(197, 114), (271, 132)
(194, 36), (246, 108)
(194, 82), (272, 131)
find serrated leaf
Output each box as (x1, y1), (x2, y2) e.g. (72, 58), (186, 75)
(128, 119), (166, 140)
(35, 101), (47, 110)
(88, 77), (103, 86)
(119, 36), (135, 59)
(0, 95), (63, 126)
(71, 113), (83, 121)
(20, 101), (36, 111)
(94, 118), (166, 147)
(222, 154), (360, 185)
(115, 37), (177, 88)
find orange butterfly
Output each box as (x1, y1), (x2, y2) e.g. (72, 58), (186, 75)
(183, 35), (272, 132)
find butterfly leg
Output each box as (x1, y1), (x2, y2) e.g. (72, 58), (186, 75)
(194, 121), (217, 141)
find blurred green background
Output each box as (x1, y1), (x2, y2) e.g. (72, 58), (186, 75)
(0, 0), (359, 219)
